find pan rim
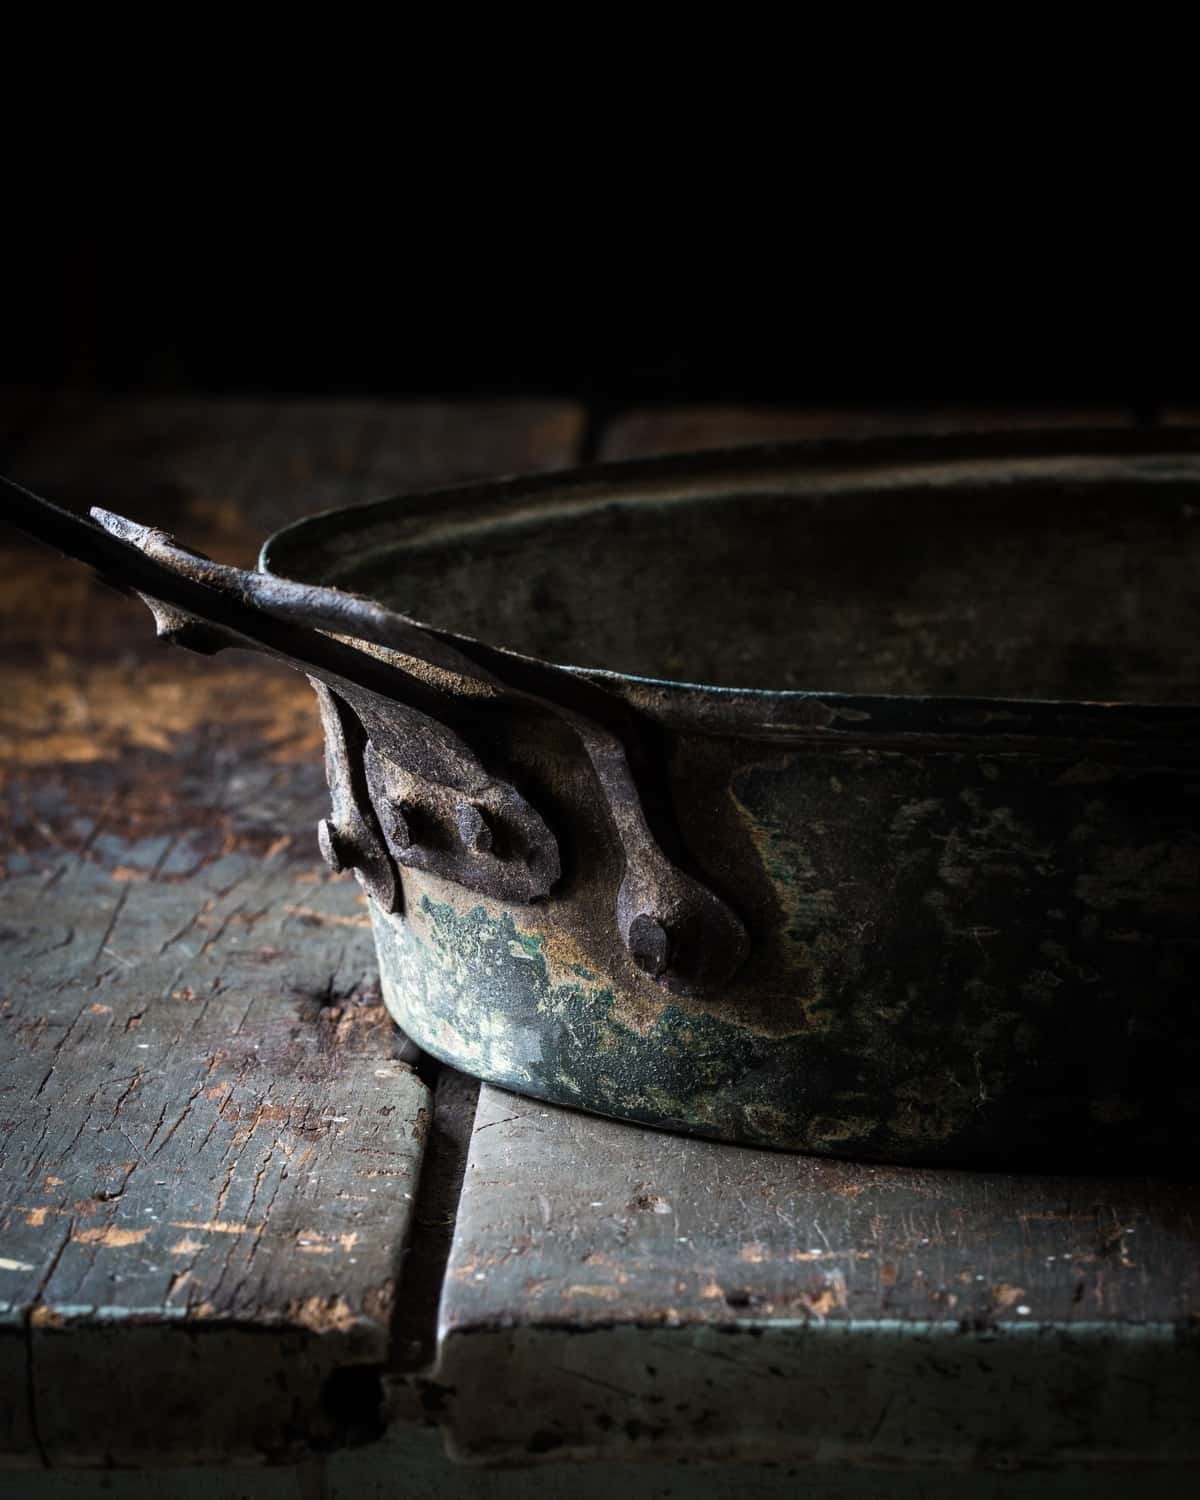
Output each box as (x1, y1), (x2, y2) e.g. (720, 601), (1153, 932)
(260, 426), (1200, 747)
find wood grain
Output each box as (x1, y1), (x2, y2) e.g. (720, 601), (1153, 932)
(437, 1087), (1199, 1466)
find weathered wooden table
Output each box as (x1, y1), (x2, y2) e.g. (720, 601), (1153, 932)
(0, 394), (1195, 1498)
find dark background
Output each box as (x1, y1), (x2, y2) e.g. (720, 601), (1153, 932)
(4, 108), (1191, 424)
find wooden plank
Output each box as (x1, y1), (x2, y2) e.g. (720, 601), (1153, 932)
(4, 850), (425, 1462)
(444, 1092), (1199, 1331)
(436, 1088), (1200, 1468)
(0, 394), (582, 1465)
(17, 1424), (1198, 1499)
(599, 403), (1132, 461)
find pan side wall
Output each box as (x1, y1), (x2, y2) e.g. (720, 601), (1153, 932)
(368, 732), (1200, 1170)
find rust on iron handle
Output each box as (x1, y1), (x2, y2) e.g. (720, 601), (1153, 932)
(1, 476), (748, 994)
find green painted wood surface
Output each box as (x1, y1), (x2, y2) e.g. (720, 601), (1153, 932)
(436, 1086), (1199, 1467)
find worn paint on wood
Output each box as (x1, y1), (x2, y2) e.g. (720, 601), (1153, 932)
(0, 392), (583, 1464)
(436, 1085), (1200, 1465)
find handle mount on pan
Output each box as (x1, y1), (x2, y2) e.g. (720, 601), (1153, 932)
(2, 477), (747, 993)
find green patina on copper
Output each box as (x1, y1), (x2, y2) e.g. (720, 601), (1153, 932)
(372, 892), (834, 1150)
(369, 712), (1199, 1167)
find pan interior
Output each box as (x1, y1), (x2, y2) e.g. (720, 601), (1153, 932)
(278, 457), (1200, 702)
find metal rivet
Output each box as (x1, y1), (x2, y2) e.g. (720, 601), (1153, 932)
(627, 913), (671, 978)
(455, 803), (493, 854)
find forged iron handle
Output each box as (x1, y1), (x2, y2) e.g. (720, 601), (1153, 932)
(1, 473), (565, 910)
(3, 475), (748, 994)
(90, 506), (504, 690)
(0, 475), (494, 703)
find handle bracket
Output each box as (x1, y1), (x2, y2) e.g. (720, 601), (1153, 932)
(3, 478), (747, 994)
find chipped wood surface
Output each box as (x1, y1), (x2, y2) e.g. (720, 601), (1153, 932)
(0, 392), (582, 1464)
(436, 1087), (1200, 1466)
(443, 1091), (1199, 1333)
